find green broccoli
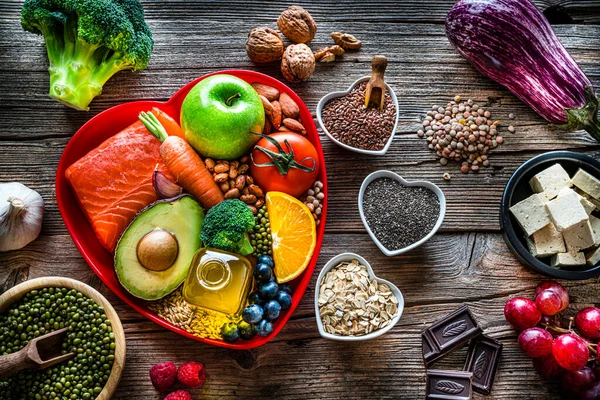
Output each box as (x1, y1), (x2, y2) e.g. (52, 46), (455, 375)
(201, 199), (256, 256)
(21, 0), (153, 111)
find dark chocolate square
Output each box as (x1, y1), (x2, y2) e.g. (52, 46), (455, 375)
(463, 335), (502, 395)
(426, 369), (473, 400)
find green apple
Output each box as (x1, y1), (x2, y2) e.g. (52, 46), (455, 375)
(181, 74), (265, 160)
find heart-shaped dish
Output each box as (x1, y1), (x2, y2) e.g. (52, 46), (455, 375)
(358, 170), (446, 256)
(55, 70), (327, 349)
(316, 76), (399, 156)
(314, 252), (404, 341)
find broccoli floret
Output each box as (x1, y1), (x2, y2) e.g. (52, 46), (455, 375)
(201, 199), (256, 256)
(21, 0), (153, 111)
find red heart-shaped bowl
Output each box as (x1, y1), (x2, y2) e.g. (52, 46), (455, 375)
(56, 70), (327, 349)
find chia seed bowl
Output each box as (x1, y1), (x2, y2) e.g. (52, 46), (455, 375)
(358, 170), (446, 256)
(316, 76), (399, 156)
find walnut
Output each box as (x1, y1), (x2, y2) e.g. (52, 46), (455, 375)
(315, 45), (345, 62)
(281, 44), (315, 83)
(277, 6), (317, 43)
(246, 26), (284, 63)
(331, 32), (362, 50)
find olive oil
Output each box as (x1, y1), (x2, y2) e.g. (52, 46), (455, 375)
(182, 248), (253, 316)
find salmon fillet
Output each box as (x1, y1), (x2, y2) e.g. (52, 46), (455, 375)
(66, 121), (167, 252)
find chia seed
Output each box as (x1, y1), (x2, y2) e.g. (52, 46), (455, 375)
(362, 178), (440, 250)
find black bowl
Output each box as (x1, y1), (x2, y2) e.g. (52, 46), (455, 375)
(501, 151), (600, 280)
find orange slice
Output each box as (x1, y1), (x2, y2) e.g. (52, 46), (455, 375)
(266, 191), (317, 283)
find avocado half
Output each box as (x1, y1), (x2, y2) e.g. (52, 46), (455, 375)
(115, 195), (204, 301)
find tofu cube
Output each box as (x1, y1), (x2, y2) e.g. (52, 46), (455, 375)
(575, 187), (600, 211)
(559, 187), (596, 215)
(589, 215), (600, 246)
(545, 191), (589, 231)
(510, 194), (551, 236)
(563, 220), (596, 252)
(573, 168), (600, 200)
(524, 236), (539, 257)
(587, 247), (600, 266)
(531, 223), (566, 258)
(529, 163), (573, 200)
(551, 252), (586, 267)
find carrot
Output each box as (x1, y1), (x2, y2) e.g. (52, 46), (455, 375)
(150, 107), (186, 139)
(139, 111), (224, 210)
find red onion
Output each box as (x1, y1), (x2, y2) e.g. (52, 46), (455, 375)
(153, 170), (183, 199)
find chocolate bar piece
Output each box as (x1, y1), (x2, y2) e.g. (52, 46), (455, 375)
(426, 369), (473, 400)
(422, 305), (482, 367)
(463, 335), (502, 395)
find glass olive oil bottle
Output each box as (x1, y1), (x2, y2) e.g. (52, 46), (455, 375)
(182, 248), (253, 316)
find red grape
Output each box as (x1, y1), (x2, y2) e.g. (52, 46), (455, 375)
(580, 381), (600, 400)
(518, 328), (553, 357)
(532, 354), (564, 379)
(552, 334), (590, 372)
(540, 314), (564, 328)
(535, 281), (569, 312)
(504, 297), (542, 331)
(575, 308), (600, 340)
(535, 289), (563, 316)
(561, 367), (596, 397)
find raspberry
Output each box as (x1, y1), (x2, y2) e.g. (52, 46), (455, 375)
(149, 361), (177, 392)
(177, 361), (206, 389)
(164, 390), (193, 400)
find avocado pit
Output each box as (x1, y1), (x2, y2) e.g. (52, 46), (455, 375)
(137, 229), (179, 271)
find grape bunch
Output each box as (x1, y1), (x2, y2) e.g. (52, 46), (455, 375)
(504, 281), (600, 399)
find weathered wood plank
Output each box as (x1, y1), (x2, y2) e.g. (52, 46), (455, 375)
(5, 232), (598, 399)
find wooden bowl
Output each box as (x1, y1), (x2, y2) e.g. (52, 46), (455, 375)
(0, 277), (126, 400)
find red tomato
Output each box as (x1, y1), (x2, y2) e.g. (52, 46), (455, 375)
(250, 132), (319, 198)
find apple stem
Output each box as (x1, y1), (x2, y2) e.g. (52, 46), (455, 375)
(226, 93), (241, 106)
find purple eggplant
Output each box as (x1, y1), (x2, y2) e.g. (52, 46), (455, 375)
(446, 0), (600, 141)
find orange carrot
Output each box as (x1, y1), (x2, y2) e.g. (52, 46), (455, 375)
(139, 111), (224, 210)
(151, 107), (186, 139)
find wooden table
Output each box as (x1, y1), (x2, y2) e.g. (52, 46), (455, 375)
(1, 1), (600, 398)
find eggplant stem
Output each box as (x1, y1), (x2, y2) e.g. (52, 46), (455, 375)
(565, 86), (600, 142)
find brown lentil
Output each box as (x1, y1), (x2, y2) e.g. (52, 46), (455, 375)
(321, 82), (396, 151)
(417, 97), (507, 173)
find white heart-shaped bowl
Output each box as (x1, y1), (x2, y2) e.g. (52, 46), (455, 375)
(316, 76), (399, 156)
(358, 170), (446, 256)
(315, 252), (404, 341)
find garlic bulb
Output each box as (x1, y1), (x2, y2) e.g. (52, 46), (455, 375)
(0, 183), (45, 252)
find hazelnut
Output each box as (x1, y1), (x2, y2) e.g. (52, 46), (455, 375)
(246, 26), (284, 63)
(331, 32), (362, 50)
(281, 44), (315, 83)
(277, 6), (317, 43)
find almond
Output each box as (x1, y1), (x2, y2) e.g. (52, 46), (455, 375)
(260, 95), (273, 116)
(264, 118), (273, 134)
(269, 100), (282, 128)
(283, 118), (306, 134)
(252, 83), (279, 101)
(279, 92), (299, 119)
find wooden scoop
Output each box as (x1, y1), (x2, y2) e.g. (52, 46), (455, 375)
(364, 55), (388, 111)
(0, 327), (75, 380)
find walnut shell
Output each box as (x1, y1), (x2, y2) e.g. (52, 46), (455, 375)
(277, 6), (317, 43)
(281, 44), (316, 83)
(246, 26), (284, 63)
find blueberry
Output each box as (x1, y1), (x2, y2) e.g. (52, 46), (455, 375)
(248, 291), (265, 306)
(264, 300), (281, 321)
(256, 319), (274, 337)
(257, 255), (274, 268)
(279, 284), (293, 295)
(259, 281), (279, 299)
(242, 304), (264, 324)
(238, 321), (257, 340)
(253, 263), (272, 283)
(275, 291), (292, 310)
(221, 322), (240, 342)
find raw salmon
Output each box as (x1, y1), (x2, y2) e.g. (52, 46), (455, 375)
(66, 120), (168, 252)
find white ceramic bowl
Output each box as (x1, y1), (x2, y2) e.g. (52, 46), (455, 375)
(314, 252), (404, 341)
(358, 170), (446, 256)
(316, 76), (399, 156)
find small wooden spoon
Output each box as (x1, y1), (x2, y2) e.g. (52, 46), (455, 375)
(0, 327), (75, 380)
(364, 55), (388, 112)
